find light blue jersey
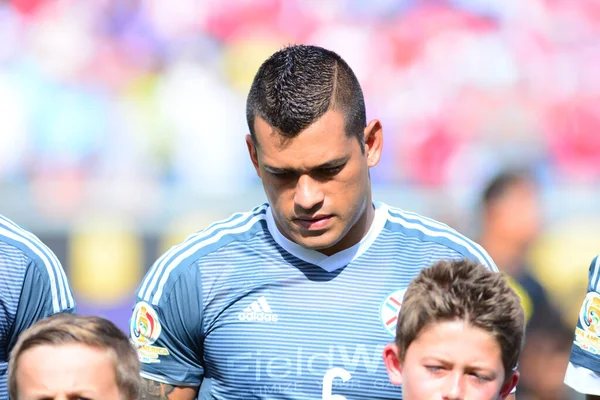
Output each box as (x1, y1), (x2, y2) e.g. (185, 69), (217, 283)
(131, 202), (497, 399)
(0, 215), (75, 398)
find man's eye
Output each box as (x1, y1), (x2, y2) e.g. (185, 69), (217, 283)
(271, 171), (294, 179)
(319, 166), (343, 176)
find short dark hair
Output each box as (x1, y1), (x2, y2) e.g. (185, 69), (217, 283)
(396, 259), (525, 382)
(482, 169), (534, 207)
(9, 314), (141, 400)
(246, 44), (366, 151)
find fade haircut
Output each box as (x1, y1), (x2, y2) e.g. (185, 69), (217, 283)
(395, 259), (525, 382)
(8, 313), (140, 400)
(246, 44), (367, 151)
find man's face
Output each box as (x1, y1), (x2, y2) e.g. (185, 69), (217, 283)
(490, 182), (541, 247)
(383, 320), (518, 400)
(247, 110), (382, 255)
(15, 343), (121, 400)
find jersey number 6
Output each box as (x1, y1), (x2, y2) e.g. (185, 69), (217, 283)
(322, 367), (352, 400)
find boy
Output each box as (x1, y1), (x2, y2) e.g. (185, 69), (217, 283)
(383, 259), (525, 400)
(8, 314), (140, 400)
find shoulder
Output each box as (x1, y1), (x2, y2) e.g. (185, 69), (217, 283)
(380, 203), (497, 271)
(0, 214), (64, 278)
(588, 255), (600, 290)
(137, 205), (269, 306)
(565, 361), (600, 395)
(0, 214), (74, 313)
(171, 204), (268, 262)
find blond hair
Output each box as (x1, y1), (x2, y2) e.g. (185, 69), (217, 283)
(8, 313), (140, 399)
(396, 258), (525, 381)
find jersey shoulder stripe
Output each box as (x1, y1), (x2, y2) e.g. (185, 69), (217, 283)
(589, 255), (600, 292)
(385, 207), (497, 271)
(0, 215), (74, 312)
(140, 204), (269, 305)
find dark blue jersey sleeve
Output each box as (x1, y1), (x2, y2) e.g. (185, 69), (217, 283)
(569, 255), (600, 372)
(131, 261), (204, 386)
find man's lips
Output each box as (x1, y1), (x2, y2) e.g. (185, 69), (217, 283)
(293, 215), (333, 230)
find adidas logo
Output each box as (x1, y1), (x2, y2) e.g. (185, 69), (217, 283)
(238, 296), (278, 322)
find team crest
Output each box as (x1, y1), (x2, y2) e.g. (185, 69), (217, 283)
(579, 292), (600, 335)
(380, 289), (406, 336)
(131, 301), (162, 345)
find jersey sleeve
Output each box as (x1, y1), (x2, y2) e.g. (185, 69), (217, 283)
(7, 257), (76, 352)
(564, 361), (600, 395)
(131, 260), (204, 386)
(566, 255), (600, 389)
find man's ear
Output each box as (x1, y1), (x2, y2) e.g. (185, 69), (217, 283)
(498, 370), (519, 399)
(363, 119), (383, 168)
(382, 343), (403, 386)
(246, 134), (260, 177)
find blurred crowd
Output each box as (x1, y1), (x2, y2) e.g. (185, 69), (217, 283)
(1, 0), (599, 196)
(1, 0), (600, 398)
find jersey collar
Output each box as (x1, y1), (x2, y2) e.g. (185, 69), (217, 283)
(265, 202), (388, 272)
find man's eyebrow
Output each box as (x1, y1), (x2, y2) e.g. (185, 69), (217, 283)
(316, 157), (348, 168)
(263, 165), (292, 174)
(263, 157), (349, 174)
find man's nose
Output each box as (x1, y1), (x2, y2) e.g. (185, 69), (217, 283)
(294, 174), (324, 210)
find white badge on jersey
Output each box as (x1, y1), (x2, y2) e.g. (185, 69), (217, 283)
(575, 292), (600, 354)
(130, 301), (170, 364)
(131, 301), (162, 345)
(380, 289), (406, 337)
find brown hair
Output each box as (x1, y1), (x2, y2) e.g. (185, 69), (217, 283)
(396, 258), (525, 381)
(8, 313), (140, 399)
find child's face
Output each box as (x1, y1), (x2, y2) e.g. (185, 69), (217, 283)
(383, 320), (518, 400)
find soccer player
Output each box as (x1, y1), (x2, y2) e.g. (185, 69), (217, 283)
(8, 313), (140, 400)
(0, 214), (75, 399)
(564, 254), (600, 399)
(382, 259), (524, 400)
(131, 44), (498, 399)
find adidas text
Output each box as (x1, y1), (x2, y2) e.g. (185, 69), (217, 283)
(238, 312), (279, 322)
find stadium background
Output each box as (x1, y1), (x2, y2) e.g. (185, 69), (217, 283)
(0, 0), (599, 396)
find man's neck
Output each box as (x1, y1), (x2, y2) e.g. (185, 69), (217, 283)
(317, 201), (376, 256)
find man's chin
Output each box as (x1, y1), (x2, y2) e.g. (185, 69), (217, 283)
(291, 233), (343, 253)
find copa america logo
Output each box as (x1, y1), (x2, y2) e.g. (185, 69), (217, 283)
(130, 301), (162, 345)
(580, 292), (600, 335)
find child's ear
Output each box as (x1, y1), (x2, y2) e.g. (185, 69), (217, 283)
(382, 343), (404, 385)
(498, 370), (519, 399)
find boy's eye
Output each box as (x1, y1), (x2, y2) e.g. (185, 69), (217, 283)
(469, 372), (493, 382)
(425, 365), (443, 373)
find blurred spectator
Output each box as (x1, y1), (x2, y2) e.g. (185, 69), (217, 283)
(0, 0), (599, 193)
(477, 169), (573, 399)
(478, 170), (546, 317)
